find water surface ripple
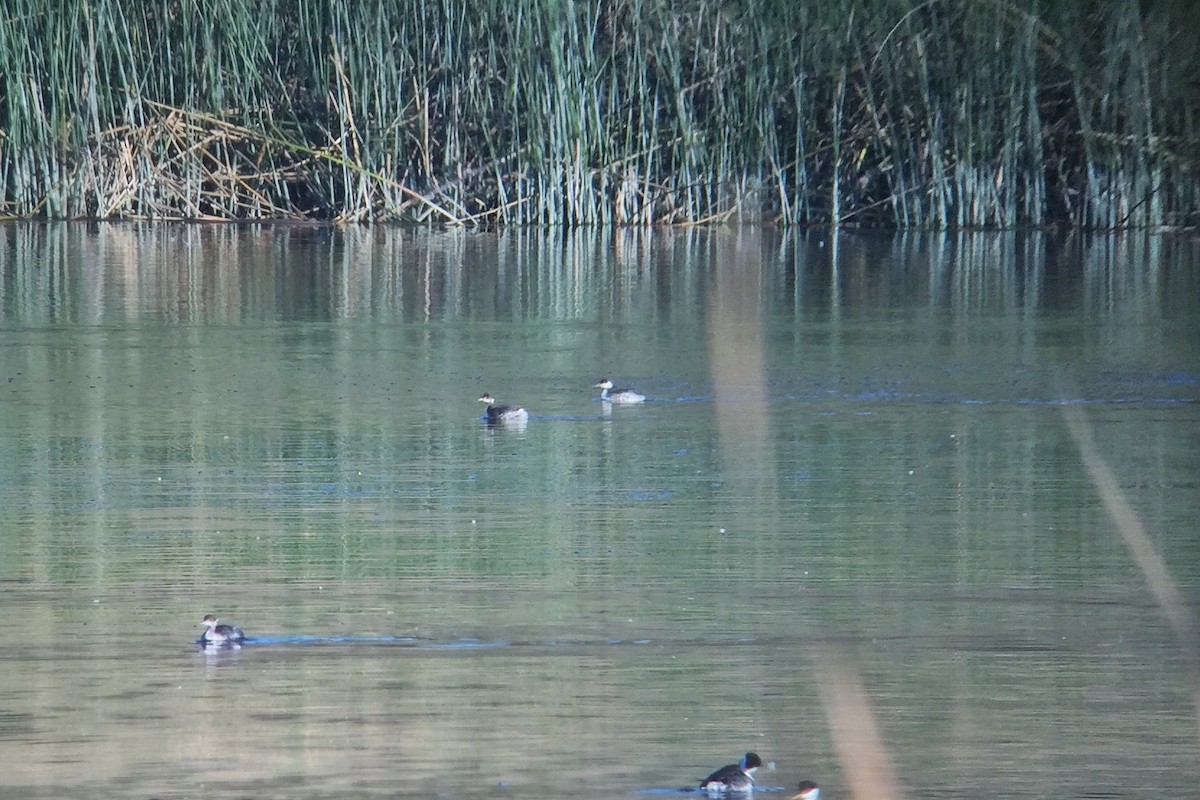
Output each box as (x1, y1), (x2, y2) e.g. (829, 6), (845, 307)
(0, 225), (1197, 800)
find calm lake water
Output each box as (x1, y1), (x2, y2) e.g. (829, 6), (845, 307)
(0, 224), (1197, 799)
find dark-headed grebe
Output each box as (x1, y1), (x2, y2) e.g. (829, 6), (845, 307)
(479, 393), (529, 426)
(594, 378), (645, 404)
(699, 752), (762, 792)
(792, 781), (819, 800)
(199, 614), (245, 646)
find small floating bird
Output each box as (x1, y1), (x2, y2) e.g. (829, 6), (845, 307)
(198, 614), (245, 646)
(478, 393), (529, 426)
(792, 781), (820, 800)
(594, 378), (645, 404)
(699, 752), (763, 793)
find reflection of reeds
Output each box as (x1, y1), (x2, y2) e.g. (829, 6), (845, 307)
(1, 2), (1195, 226)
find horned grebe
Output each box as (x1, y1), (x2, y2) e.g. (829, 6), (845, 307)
(198, 614), (245, 646)
(594, 378), (645, 404)
(478, 393), (529, 426)
(699, 752), (762, 793)
(792, 781), (819, 800)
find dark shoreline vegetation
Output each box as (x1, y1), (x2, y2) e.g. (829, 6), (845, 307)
(2, 1), (1197, 228)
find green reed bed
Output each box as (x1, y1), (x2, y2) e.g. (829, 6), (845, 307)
(0, 0), (1195, 227)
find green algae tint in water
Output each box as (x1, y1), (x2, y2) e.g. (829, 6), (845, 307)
(0, 224), (1197, 800)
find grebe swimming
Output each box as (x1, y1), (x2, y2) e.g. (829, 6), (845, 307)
(198, 614), (245, 646)
(478, 393), (529, 426)
(594, 378), (645, 404)
(699, 752), (763, 793)
(792, 781), (820, 800)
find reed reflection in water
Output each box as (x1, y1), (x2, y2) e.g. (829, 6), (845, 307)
(0, 224), (1197, 800)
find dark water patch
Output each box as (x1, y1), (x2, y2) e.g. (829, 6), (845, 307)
(101, 689), (156, 701)
(0, 711), (36, 737)
(945, 635), (1072, 654)
(189, 759), (242, 773)
(247, 712), (304, 722)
